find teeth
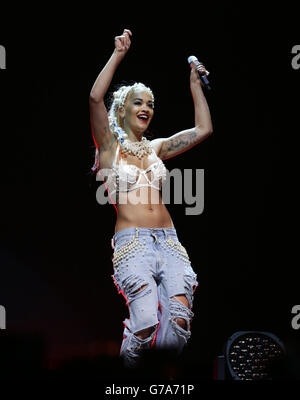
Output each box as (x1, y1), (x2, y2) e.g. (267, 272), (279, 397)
(138, 115), (148, 120)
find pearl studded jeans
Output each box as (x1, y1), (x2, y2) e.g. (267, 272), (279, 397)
(111, 227), (198, 368)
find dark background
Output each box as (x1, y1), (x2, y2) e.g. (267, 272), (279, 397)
(0, 3), (299, 380)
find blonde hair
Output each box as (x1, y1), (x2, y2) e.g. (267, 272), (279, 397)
(91, 82), (154, 173)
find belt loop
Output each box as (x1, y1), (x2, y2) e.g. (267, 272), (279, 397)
(151, 229), (157, 243)
(163, 228), (168, 240)
(135, 227), (139, 239)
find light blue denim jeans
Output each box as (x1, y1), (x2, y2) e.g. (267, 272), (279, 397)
(111, 227), (198, 368)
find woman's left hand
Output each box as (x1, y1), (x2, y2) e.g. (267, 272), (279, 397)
(190, 63), (208, 86)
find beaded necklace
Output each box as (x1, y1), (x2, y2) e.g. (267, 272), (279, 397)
(120, 137), (152, 159)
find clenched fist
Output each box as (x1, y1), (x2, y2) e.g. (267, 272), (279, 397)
(114, 29), (132, 56)
(190, 62), (209, 87)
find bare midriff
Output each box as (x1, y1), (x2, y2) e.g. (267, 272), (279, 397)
(100, 141), (174, 233)
(115, 188), (174, 233)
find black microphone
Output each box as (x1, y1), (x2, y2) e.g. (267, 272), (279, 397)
(188, 55), (211, 90)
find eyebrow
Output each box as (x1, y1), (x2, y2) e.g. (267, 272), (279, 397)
(132, 97), (154, 103)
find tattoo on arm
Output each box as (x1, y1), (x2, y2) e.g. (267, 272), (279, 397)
(161, 130), (199, 159)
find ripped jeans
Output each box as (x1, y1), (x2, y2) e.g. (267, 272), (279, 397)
(111, 227), (198, 368)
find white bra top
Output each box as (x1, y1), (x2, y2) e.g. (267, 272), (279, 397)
(102, 141), (167, 197)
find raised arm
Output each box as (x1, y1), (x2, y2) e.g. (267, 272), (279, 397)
(89, 29), (132, 152)
(151, 62), (213, 160)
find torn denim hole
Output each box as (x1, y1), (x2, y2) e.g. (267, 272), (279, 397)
(122, 274), (152, 303)
(121, 326), (158, 368)
(129, 327), (157, 352)
(170, 319), (191, 344)
(122, 338), (155, 368)
(169, 298), (194, 332)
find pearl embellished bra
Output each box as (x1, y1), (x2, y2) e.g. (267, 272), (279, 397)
(103, 141), (167, 197)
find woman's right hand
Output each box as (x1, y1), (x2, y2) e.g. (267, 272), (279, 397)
(114, 29), (132, 56)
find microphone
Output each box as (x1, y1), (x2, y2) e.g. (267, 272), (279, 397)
(188, 55), (211, 90)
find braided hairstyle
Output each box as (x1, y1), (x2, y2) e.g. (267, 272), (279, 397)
(91, 82), (154, 174)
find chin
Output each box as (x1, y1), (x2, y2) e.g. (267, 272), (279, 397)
(135, 127), (147, 136)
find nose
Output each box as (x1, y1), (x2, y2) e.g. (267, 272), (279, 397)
(141, 105), (149, 113)
(140, 110), (150, 119)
